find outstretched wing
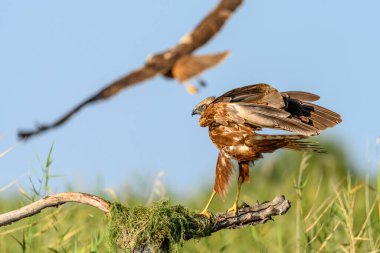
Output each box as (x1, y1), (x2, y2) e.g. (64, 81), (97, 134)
(213, 83), (285, 108)
(204, 83), (341, 135)
(227, 103), (320, 136)
(202, 101), (320, 136)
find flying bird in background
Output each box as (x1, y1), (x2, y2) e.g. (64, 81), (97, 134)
(163, 51), (230, 94)
(192, 83), (342, 216)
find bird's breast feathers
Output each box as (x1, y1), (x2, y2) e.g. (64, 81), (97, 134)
(208, 123), (257, 159)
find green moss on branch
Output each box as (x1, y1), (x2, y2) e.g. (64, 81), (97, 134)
(106, 201), (214, 252)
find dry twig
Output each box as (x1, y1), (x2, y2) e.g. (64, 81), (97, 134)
(211, 195), (291, 232)
(0, 192), (110, 227)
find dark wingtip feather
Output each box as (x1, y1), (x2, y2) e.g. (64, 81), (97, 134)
(281, 91), (320, 102)
(283, 94), (342, 132)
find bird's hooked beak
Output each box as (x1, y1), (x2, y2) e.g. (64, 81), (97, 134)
(192, 96), (215, 117)
(192, 108), (200, 117)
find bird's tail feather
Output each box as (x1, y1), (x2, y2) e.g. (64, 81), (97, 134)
(284, 138), (326, 154)
(248, 134), (326, 154)
(214, 153), (235, 198)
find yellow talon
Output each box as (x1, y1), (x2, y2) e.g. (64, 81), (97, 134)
(199, 209), (212, 218)
(184, 82), (198, 95)
(199, 190), (216, 218)
(228, 175), (243, 215)
(227, 201), (239, 215)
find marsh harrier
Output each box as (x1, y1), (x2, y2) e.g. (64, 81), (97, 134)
(192, 83), (342, 216)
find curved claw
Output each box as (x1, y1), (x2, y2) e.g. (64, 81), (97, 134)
(227, 201), (239, 215)
(199, 190), (216, 218)
(184, 82), (198, 95)
(199, 209), (212, 218)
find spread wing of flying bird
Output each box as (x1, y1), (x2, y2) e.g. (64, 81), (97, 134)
(163, 51), (230, 94)
(192, 83), (342, 216)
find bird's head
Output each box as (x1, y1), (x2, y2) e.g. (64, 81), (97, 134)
(192, 96), (216, 116)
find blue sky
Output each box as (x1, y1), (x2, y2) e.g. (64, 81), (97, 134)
(1, 0), (379, 196)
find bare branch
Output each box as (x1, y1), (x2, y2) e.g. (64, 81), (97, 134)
(0, 193), (289, 230)
(0, 193), (290, 252)
(210, 195), (291, 233)
(0, 192), (110, 227)
(18, 0), (243, 140)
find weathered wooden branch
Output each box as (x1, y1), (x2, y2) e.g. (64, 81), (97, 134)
(0, 193), (290, 229)
(0, 192), (110, 227)
(0, 192), (290, 231)
(18, 0), (243, 140)
(0, 193), (290, 252)
(210, 195), (291, 232)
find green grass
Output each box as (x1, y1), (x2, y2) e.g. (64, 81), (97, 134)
(0, 143), (379, 252)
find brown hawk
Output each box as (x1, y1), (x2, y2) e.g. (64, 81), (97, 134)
(192, 83), (342, 216)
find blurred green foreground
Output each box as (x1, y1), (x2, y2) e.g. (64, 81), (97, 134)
(0, 142), (379, 253)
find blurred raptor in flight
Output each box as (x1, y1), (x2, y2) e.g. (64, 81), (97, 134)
(192, 83), (342, 216)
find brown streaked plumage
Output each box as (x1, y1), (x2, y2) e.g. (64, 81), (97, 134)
(193, 83), (342, 216)
(163, 51), (230, 94)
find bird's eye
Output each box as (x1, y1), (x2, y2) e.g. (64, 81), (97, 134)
(201, 104), (207, 110)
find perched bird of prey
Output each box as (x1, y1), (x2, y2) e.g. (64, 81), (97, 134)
(192, 83), (342, 216)
(163, 51), (230, 94)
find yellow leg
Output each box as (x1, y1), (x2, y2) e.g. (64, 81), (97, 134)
(183, 81), (198, 95)
(200, 190), (216, 217)
(227, 179), (243, 215)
